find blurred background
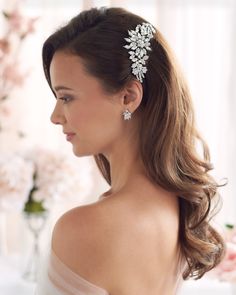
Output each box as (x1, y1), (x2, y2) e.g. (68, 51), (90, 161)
(0, 0), (235, 294)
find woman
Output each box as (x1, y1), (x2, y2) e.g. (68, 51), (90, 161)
(36, 6), (226, 295)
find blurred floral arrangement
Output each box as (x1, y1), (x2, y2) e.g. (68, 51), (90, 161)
(0, 0), (38, 133)
(208, 223), (236, 283)
(0, 151), (34, 211)
(0, 147), (88, 213)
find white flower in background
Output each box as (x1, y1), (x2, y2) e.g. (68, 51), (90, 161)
(0, 152), (34, 211)
(20, 146), (92, 207)
(0, 147), (93, 213)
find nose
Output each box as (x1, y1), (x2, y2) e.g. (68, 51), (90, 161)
(50, 101), (66, 125)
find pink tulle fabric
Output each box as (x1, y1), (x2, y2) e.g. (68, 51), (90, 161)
(35, 249), (109, 295)
(35, 248), (185, 295)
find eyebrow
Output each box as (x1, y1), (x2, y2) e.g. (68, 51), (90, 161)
(54, 86), (74, 92)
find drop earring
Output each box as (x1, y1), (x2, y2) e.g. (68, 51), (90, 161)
(122, 109), (132, 120)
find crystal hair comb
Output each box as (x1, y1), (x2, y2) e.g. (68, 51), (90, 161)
(124, 22), (156, 83)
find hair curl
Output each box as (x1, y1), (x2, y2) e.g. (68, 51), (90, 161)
(42, 6), (226, 280)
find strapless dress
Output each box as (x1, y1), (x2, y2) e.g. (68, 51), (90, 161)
(35, 249), (109, 295)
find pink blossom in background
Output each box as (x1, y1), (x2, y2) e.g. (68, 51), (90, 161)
(0, 38), (11, 57)
(2, 63), (25, 87)
(5, 7), (24, 34)
(0, 105), (11, 117)
(0, 152), (34, 211)
(25, 17), (38, 35)
(207, 225), (236, 283)
(0, 1), (39, 104)
(0, 147), (92, 213)
(3, 2), (38, 39)
(19, 146), (92, 208)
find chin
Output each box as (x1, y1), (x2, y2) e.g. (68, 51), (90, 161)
(72, 146), (94, 157)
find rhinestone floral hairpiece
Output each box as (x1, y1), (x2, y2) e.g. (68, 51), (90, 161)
(124, 22), (156, 83)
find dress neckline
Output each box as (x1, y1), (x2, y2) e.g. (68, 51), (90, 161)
(50, 249), (110, 295)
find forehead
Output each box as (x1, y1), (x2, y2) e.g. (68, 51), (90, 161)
(49, 51), (92, 89)
(49, 51), (117, 101)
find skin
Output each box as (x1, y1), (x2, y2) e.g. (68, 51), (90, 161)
(49, 50), (181, 294)
(50, 50), (146, 195)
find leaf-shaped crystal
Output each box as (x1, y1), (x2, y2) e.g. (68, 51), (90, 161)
(124, 22), (156, 83)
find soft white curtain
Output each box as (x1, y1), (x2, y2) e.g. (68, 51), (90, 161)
(1, 0), (235, 221)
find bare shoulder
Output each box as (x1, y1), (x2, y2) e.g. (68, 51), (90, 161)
(51, 201), (120, 288)
(51, 202), (106, 268)
(51, 190), (180, 294)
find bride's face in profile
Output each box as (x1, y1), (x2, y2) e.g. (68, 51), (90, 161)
(49, 51), (125, 157)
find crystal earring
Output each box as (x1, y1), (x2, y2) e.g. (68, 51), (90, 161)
(122, 109), (132, 120)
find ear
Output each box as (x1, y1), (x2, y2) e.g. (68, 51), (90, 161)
(120, 80), (143, 113)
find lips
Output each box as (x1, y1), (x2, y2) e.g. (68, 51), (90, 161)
(63, 132), (76, 141)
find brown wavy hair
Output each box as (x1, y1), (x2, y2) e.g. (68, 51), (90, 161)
(42, 6), (226, 280)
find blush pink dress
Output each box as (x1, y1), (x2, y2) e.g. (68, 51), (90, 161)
(35, 249), (109, 295)
(35, 248), (185, 295)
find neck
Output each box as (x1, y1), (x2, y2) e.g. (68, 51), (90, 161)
(103, 136), (146, 196)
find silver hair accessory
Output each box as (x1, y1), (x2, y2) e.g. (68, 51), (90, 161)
(124, 22), (156, 83)
(122, 109), (132, 120)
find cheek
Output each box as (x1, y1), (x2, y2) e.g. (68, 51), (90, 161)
(66, 99), (123, 142)
(91, 102), (123, 134)
(65, 103), (89, 130)
(69, 110), (86, 128)
(85, 106), (122, 138)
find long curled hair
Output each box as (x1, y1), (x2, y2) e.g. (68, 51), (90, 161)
(42, 6), (226, 280)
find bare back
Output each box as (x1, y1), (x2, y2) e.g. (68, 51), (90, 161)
(52, 181), (184, 295)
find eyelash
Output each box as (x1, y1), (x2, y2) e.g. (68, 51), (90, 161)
(58, 96), (72, 104)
